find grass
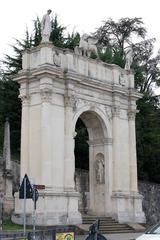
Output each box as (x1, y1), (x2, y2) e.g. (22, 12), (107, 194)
(2, 219), (32, 231)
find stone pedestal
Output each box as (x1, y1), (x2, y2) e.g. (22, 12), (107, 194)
(112, 192), (146, 223)
(12, 191), (81, 225)
(3, 170), (14, 218)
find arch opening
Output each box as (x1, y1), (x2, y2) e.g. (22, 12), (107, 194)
(74, 110), (107, 215)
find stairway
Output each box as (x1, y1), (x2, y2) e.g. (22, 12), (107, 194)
(82, 215), (134, 234)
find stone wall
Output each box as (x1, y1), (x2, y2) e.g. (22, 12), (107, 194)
(75, 168), (89, 213)
(138, 181), (160, 225)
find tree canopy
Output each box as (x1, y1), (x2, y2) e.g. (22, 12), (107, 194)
(94, 17), (160, 182)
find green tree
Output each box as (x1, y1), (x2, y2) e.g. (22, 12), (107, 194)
(0, 76), (21, 157)
(132, 39), (160, 93)
(63, 31), (80, 50)
(31, 15), (80, 49)
(94, 17), (160, 182)
(136, 94), (160, 182)
(95, 17), (146, 66)
(3, 32), (32, 76)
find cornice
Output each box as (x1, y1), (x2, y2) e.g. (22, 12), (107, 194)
(13, 64), (141, 101)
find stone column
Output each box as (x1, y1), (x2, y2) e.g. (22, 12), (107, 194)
(40, 79), (53, 187)
(64, 94), (75, 191)
(19, 94), (30, 177)
(88, 141), (94, 212)
(104, 138), (113, 215)
(112, 105), (121, 191)
(128, 109), (138, 192)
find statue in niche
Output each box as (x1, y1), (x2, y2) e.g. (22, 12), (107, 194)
(41, 9), (52, 43)
(74, 34), (98, 57)
(95, 159), (105, 184)
(124, 46), (133, 70)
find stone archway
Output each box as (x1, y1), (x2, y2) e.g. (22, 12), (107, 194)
(12, 43), (145, 225)
(74, 110), (111, 216)
(74, 117), (89, 214)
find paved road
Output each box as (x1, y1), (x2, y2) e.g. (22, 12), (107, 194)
(76, 232), (143, 240)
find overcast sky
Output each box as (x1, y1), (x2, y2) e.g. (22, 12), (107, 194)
(0, 0), (160, 60)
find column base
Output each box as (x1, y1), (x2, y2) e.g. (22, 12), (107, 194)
(12, 191), (82, 225)
(111, 191), (146, 223)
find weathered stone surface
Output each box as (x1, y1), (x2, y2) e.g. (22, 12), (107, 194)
(0, 157), (19, 219)
(75, 169), (89, 213)
(139, 181), (160, 225)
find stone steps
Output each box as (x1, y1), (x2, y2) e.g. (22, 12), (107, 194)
(82, 215), (134, 234)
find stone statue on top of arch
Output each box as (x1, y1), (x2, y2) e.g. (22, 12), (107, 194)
(95, 159), (105, 184)
(124, 45), (133, 70)
(41, 9), (52, 43)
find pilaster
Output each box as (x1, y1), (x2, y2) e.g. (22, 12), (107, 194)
(112, 105), (121, 191)
(64, 93), (76, 191)
(19, 94), (30, 177)
(128, 109), (138, 192)
(40, 77), (53, 187)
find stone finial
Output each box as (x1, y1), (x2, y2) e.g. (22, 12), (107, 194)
(3, 118), (12, 171)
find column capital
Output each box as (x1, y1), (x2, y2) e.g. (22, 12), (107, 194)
(19, 94), (30, 106)
(128, 109), (138, 120)
(112, 106), (120, 117)
(64, 94), (76, 109)
(40, 88), (52, 103)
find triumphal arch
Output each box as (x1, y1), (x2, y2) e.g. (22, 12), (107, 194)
(12, 42), (145, 225)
